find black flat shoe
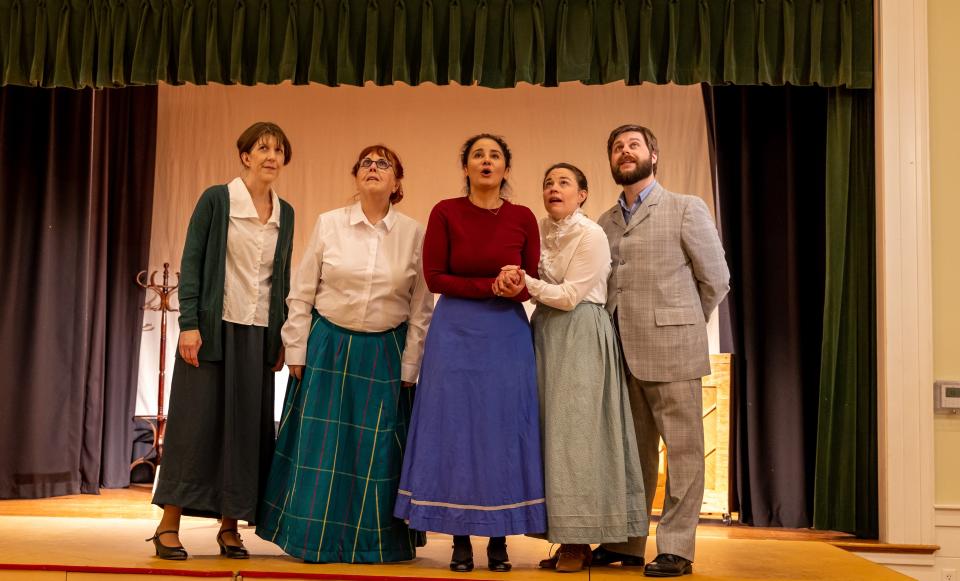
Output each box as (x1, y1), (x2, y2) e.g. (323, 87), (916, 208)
(590, 545), (644, 567)
(644, 553), (693, 577)
(217, 528), (249, 559)
(486, 539), (512, 572)
(146, 529), (188, 560)
(450, 537), (474, 572)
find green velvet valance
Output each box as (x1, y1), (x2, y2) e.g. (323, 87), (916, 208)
(0, 0), (872, 90)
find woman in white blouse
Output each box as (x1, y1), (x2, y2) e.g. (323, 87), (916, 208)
(256, 145), (434, 564)
(150, 122), (295, 560)
(496, 163), (647, 573)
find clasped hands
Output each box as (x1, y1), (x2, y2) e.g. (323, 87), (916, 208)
(492, 265), (525, 298)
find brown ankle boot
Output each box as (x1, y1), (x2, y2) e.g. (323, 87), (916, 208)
(539, 552), (559, 569)
(556, 544), (592, 573)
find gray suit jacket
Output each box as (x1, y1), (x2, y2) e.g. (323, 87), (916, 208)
(598, 183), (730, 382)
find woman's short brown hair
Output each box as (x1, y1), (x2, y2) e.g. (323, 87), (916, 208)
(236, 122), (292, 165)
(351, 144), (406, 204)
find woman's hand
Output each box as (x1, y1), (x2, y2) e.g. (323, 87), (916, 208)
(271, 346), (285, 372)
(289, 365), (304, 381)
(493, 267), (523, 295)
(178, 330), (203, 367)
(492, 266), (525, 298)
(401, 381), (415, 389)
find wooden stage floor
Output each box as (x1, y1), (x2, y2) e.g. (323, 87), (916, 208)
(0, 488), (909, 581)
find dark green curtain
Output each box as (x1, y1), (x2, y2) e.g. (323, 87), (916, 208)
(1, 0), (872, 90)
(813, 88), (877, 537)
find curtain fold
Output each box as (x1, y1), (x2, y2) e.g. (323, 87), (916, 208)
(706, 84), (877, 537)
(0, 85), (158, 498)
(813, 88), (877, 538)
(0, 0), (873, 89)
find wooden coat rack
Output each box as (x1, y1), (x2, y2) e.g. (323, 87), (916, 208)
(131, 263), (179, 477)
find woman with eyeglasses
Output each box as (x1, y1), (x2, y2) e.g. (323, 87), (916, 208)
(256, 145), (433, 563)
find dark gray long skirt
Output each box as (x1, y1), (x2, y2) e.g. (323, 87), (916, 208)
(152, 321), (275, 523)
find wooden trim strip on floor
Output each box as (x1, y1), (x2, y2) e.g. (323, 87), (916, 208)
(238, 572), (503, 581)
(0, 563), (508, 581)
(0, 563), (234, 577)
(829, 541), (940, 554)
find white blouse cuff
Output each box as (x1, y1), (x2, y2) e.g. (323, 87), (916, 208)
(401, 363), (420, 384)
(285, 347), (307, 366)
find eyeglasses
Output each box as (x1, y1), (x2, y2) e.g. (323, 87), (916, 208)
(360, 157), (392, 170)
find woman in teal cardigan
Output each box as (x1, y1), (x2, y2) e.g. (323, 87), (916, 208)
(149, 122), (295, 560)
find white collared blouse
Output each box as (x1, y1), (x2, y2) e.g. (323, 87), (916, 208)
(524, 209), (611, 311)
(281, 202), (434, 383)
(222, 177), (281, 327)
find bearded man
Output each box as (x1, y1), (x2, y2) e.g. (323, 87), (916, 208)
(592, 125), (730, 578)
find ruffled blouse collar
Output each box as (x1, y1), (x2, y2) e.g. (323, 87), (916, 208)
(539, 209), (588, 279)
(543, 209), (585, 248)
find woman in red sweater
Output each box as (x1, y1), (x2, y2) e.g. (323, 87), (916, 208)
(395, 134), (546, 572)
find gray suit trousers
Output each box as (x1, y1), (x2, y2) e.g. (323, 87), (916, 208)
(602, 375), (704, 562)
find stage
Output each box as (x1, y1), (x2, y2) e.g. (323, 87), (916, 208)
(0, 488), (909, 581)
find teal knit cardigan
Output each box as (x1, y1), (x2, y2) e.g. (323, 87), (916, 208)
(177, 184), (295, 363)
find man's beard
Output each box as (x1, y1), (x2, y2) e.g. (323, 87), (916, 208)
(611, 156), (654, 186)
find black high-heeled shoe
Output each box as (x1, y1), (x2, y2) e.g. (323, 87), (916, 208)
(487, 537), (512, 572)
(217, 528), (249, 559)
(450, 536), (474, 572)
(146, 529), (188, 560)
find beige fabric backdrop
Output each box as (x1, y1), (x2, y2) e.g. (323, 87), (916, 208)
(136, 81), (712, 416)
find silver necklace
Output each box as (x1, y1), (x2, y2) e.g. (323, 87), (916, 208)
(469, 195), (504, 215)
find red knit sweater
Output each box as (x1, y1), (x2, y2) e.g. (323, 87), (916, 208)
(422, 197), (540, 302)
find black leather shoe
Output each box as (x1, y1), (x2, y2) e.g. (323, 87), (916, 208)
(146, 529), (188, 560)
(590, 546), (644, 567)
(486, 538), (512, 572)
(644, 553), (693, 577)
(217, 528), (249, 559)
(450, 537), (474, 572)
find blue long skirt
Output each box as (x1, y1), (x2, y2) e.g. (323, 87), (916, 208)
(394, 296), (546, 536)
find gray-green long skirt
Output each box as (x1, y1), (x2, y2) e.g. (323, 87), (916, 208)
(531, 302), (648, 544)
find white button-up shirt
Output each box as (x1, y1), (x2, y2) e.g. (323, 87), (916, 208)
(525, 209), (611, 311)
(282, 202), (434, 383)
(222, 177), (281, 327)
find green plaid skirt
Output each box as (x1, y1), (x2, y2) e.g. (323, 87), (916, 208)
(256, 313), (423, 563)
